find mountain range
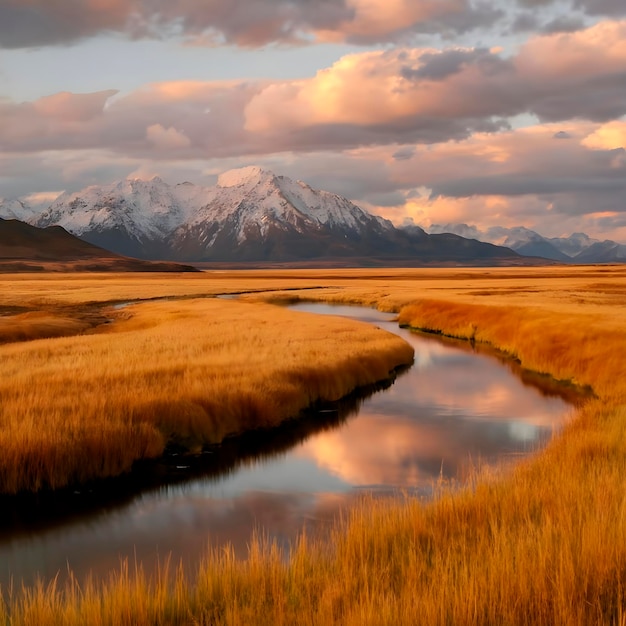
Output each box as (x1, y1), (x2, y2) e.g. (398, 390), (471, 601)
(2, 167), (623, 265)
(0, 167), (520, 265)
(426, 223), (626, 263)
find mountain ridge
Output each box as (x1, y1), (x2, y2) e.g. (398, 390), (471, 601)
(3, 175), (624, 264)
(5, 168), (522, 265)
(425, 223), (626, 263)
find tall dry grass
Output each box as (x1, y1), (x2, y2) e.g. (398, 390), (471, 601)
(397, 298), (626, 398)
(3, 266), (626, 624)
(0, 298), (413, 494)
(0, 311), (93, 344)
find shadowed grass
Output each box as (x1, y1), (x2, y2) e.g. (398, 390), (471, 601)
(0, 311), (98, 345)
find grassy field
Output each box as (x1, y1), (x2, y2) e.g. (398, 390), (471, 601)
(2, 266), (626, 624)
(0, 295), (413, 494)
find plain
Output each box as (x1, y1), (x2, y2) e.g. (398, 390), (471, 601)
(1, 265), (626, 625)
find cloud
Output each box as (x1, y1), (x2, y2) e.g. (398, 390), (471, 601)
(152, 0), (356, 46)
(541, 15), (587, 32)
(0, 0), (137, 49)
(0, 90), (118, 150)
(0, 0), (507, 49)
(2, 21), (626, 158)
(2, 0), (621, 50)
(146, 124), (191, 150)
(392, 147), (416, 160)
(509, 12), (540, 32)
(245, 22), (626, 141)
(390, 122), (626, 201)
(581, 120), (626, 150)
(574, 0), (626, 16)
(400, 47), (496, 80)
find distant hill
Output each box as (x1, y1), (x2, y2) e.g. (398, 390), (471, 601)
(0, 218), (197, 272)
(425, 223), (625, 264)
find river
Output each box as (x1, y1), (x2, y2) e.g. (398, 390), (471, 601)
(0, 302), (577, 588)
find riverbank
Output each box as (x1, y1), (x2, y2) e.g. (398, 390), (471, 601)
(2, 267), (626, 624)
(0, 297), (414, 494)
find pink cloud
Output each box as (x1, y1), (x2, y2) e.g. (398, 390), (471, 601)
(31, 90), (119, 121)
(3, 21), (626, 157)
(315, 0), (468, 43)
(581, 120), (626, 150)
(146, 124), (191, 150)
(516, 18), (626, 79)
(245, 21), (626, 139)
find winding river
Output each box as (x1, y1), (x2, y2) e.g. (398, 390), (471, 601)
(0, 303), (578, 589)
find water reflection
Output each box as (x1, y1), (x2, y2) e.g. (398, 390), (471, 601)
(0, 302), (579, 589)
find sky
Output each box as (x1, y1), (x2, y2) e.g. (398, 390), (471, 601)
(1, 0), (626, 241)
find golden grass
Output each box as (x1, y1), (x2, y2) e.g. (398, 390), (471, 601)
(0, 297), (413, 493)
(3, 266), (626, 625)
(0, 311), (93, 344)
(397, 299), (626, 398)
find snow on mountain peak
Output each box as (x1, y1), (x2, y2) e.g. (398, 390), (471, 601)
(0, 198), (38, 222)
(217, 166), (274, 188)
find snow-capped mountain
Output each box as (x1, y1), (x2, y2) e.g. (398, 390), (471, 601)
(573, 240), (626, 262)
(424, 223), (623, 262)
(35, 177), (203, 258)
(170, 166), (404, 261)
(0, 198), (38, 222)
(548, 232), (598, 257)
(23, 167), (519, 263)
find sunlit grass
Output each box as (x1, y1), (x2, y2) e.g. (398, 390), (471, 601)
(3, 266), (626, 624)
(0, 298), (413, 493)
